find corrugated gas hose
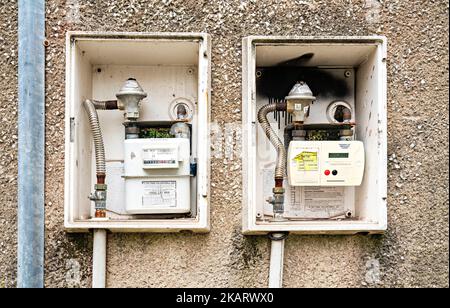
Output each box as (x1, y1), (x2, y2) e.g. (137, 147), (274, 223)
(83, 99), (106, 175)
(257, 103), (286, 180)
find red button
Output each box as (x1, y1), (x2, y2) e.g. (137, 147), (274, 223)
(324, 170), (331, 176)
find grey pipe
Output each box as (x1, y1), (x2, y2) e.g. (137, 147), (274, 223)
(83, 100), (106, 175)
(257, 103), (286, 180)
(92, 100), (120, 110)
(17, 0), (45, 288)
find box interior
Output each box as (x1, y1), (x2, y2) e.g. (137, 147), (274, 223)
(69, 38), (201, 222)
(250, 41), (386, 230)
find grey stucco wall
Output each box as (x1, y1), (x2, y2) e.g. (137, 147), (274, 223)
(0, 0), (448, 288)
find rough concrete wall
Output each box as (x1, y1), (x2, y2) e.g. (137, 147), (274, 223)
(0, 0), (18, 289)
(0, 0), (448, 288)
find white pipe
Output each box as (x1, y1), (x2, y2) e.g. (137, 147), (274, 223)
(92, 229), (107, 288)
(268, 234), (286, 288)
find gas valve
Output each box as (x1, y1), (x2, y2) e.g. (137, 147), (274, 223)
(89, 184), (107, 218)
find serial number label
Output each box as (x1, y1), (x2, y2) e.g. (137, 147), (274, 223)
(176, 292), (274, 305)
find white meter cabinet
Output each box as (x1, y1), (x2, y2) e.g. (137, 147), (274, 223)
(242, 36), (388, 235)
(64, 32), (211, 233)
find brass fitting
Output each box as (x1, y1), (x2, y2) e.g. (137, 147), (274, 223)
(90, 184), (107, 218)
(267, 188), (286, 221)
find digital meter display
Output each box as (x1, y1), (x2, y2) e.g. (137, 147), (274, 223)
(329, 152), (349, 158)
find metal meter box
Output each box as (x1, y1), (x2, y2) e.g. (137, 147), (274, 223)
(64, 32), (211, 232)
(242, 36), (388, 235)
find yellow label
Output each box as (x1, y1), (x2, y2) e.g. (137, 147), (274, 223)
(293, 151), (318, 171)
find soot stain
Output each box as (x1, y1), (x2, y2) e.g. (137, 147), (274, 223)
(231, 228), (265, 269)
(256, 54), (350, 100)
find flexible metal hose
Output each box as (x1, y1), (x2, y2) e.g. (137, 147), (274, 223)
(83, 99), (106, 175)
(258, 103), (286, 180)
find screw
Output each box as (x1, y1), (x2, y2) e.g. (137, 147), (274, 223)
(345, 70), (352, 78)
(256, 71), (262, 78)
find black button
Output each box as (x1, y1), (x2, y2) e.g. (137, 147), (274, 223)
(332, 170), (338, 176)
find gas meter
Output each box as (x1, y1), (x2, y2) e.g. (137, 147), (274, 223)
(82, 77), (196, 218)
(124, 138), (191, 214)
(283, 82), (365, 188)
(257, 80), (366, 222)
(287, 140), (365, 186)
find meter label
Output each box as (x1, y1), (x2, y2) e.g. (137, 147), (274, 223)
(293, 151), (318, 171)
(142, 147), (178, 168)
(142, 181), (177, 208)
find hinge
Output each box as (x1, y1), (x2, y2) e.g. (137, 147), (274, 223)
(70, 117), (75, 142)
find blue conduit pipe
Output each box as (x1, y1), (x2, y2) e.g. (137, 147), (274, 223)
(17, 0), (45, 288)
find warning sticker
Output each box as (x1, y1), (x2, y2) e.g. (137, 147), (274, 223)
(261, 168), (353, 219)
(293, 151), (318, 171)
(304, 187), (344, 213)
(285, 186), (347, 218)
(142, 181), (177, 208)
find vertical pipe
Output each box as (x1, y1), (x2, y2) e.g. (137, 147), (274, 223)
(17, 0), (45, 288)
(268, 233), (287, 288)
(92, 229), (107, 288)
